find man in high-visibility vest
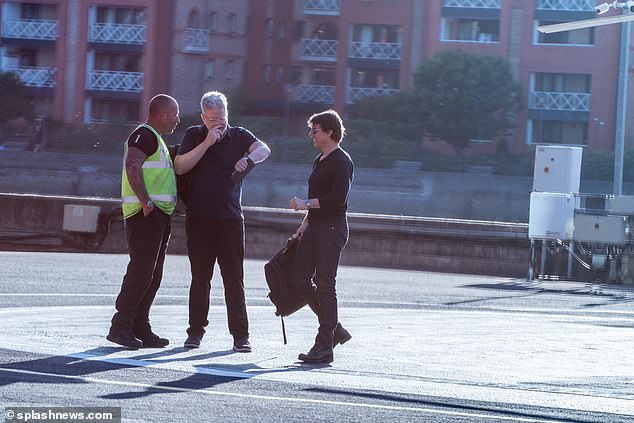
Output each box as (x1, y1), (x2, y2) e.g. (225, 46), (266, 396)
(107, 94), (180, 349)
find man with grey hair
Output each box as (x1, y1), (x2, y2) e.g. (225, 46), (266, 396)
(174, 91), (270, 352)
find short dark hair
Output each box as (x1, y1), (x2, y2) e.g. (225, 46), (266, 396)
(308, 109), (346, 143)
(148, 94), (177, 117)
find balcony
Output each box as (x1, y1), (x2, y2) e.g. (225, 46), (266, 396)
(529, 91), (590, 112)
(292, 84), (335, 103)
(346, 87), (399, 104)
(536, 0), (595, 11)
(443, 0), (501, 8)
(87, 70), (143, 92)
(349, 42), (401, 60)
(2, 19), (58, 40)
(9, 66), (55, 87)
(298, 39), (337, 61)
(183, 28), (209, 53)
(89, 23), (145, 45)
(303, 0), (341, 15)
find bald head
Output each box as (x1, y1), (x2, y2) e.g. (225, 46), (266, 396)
(148, 94), (177, 117)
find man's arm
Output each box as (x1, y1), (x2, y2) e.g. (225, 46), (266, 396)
(125, 146), (154, 216)
(174, 127), (222, 175)
(234, 140), (271, 173)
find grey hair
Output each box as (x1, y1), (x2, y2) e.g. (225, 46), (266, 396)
(200, 91), (228, 113)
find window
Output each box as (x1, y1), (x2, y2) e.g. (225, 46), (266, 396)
(266, 18), (274, 38)
(531, 120), (587, 145)
(204, 59), (215, 80)
(262, 65), (272, 83)
(277, 21), (286, 39)
(536, 21), (593, 45)
(227, 13), (237, 34)
(96, 7), (145, 25)
(208, 12), (218, 32)
(441, 18), (500, 42)
(534, 73), (591, 93)
(275, 66), (284, 84)
(294, 20), (305, 40)
(224, 60), (235, 81)
(187, 8), (200, 28)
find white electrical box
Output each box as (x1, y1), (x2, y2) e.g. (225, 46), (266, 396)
(573, 214), (627, 245)
(528, 192), (575, 239)
(533, 145), (583, 193)
(63, 205), (101, 233)
(611, 195), (634, 215)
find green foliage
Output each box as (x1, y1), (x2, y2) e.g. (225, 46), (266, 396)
(413, 49), (522, 154)
(343, 119), (417, 168)
(0, 71), (34, 123)
(48, 121), (137, 154)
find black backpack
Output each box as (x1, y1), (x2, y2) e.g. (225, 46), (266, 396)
(264, 237), (307, 343)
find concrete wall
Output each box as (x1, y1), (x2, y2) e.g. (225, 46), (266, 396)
(0, 193), (530, 278)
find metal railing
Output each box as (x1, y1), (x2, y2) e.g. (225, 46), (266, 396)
(9, 66), (55, 87)
(183, 28), (209, 53)
(298, 39), (338, 60)
(349, 41), (401, 60)
(304, 0), (341, 15)
(536, 0), (595, 11)
(529, 91), (590, 111)
(443, 0), (501, 8)
(87, 70), (143, 92)
(293, 84), (336, 103)
(346, 87), (399, 104)
(2, 19), (57, 40)
(89, 23), (145, 45)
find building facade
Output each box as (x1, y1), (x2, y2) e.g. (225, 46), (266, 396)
(0, 0), (172, 124)
(0, 0), (626, 153)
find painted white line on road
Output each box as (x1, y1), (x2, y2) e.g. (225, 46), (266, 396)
(0, 366), (562, 423)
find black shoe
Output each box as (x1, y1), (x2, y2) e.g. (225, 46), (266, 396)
(184, 334), (203, 349)
(107, 329), (142, 349)
(298, 344), (333, 363)
(233, 336), (252, 353)
(134, 331), (169, 348)
(333, 323), (352, 348)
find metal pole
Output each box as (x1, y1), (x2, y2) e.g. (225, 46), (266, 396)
(613, 16), (630, 195)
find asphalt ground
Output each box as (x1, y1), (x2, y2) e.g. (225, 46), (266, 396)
(0, 251), (633, 422)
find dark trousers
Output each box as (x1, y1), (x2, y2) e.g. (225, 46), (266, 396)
(110, 209), (171, 335)
(185, 217), (248, 339)
(291, 221), (348, 347)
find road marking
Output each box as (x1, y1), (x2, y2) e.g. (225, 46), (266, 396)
(0, 367), (562, 422)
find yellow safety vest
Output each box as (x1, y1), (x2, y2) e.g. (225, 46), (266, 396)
(121, 123), (177, 219)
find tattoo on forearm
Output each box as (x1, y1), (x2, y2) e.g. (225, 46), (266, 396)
(126, 147), (150, 202)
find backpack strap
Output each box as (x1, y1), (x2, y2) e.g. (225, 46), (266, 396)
(280, 316), (288, 345)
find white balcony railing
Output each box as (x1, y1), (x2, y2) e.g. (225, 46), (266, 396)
(183, 28), (209, 53)
(536, 0), (596, 11)
(293, 84), (336, 103)
(349, 42), (401, 60)
(89, 23), (145, 45)
(298, 39), (337, 61)
(529, 91), (590, 111)
(87, 70), (143, 92)
(304, 0), (341, 15)
(2, 19), (58, 40)
(346, 87), (399, 104)
(9, 66), (56, 87)
(443, 0), (501, 8)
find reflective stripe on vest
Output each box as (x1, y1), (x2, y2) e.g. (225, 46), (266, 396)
(121, 123), (177, 219)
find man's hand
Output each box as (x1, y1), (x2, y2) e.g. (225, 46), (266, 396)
(234, 156), (252, 173)
(141, 201), (155, 217)
(290, 197), (306, 211)
(203, 126), (223, 147)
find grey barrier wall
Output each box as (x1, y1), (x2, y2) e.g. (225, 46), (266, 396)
(0, 193), (530, 277)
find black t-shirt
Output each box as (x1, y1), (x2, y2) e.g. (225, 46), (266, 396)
(126, 126), (158, 157)
(177, 125), (258, 220)
(307, 148), (354, 224)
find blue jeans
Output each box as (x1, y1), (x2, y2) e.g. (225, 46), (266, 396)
(110, 208), (171, 335)
(291, 220), (348, 347)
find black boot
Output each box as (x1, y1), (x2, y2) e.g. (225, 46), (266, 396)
(333, 323), (351, 348)
(106, 328), (142, 349)
(298, 343), (334, 363)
